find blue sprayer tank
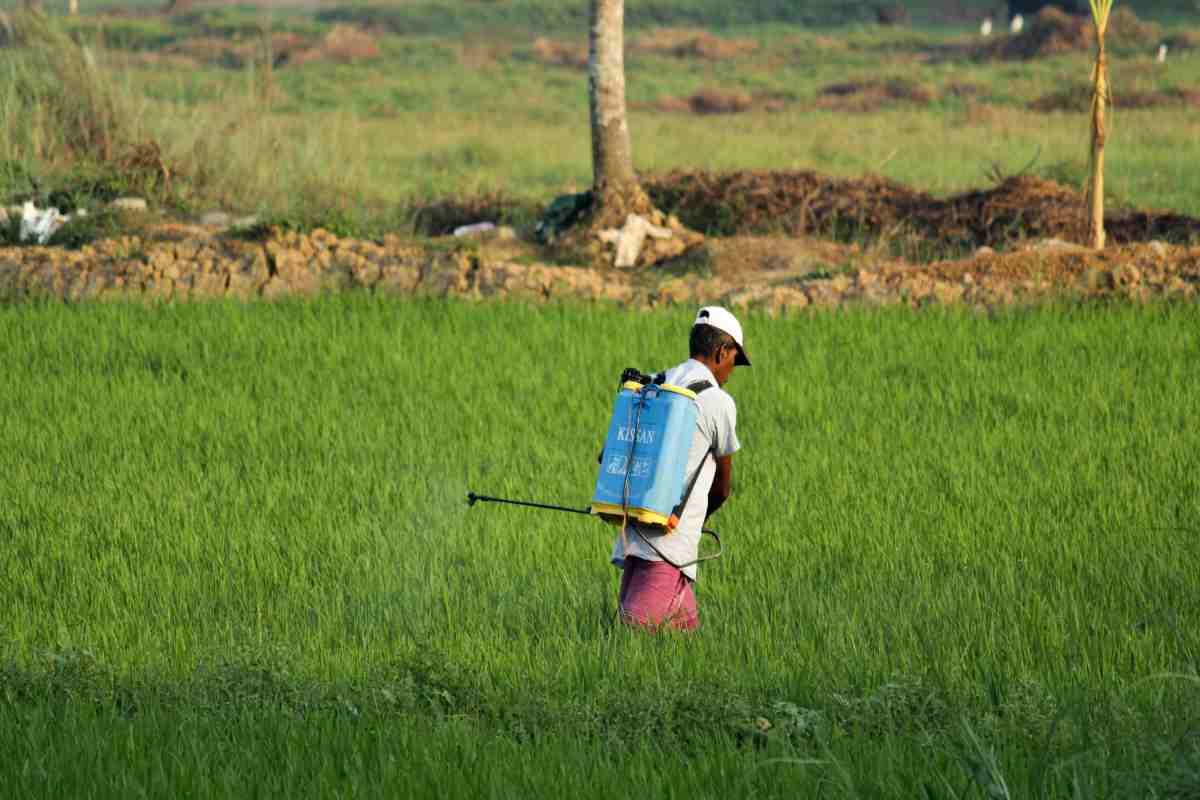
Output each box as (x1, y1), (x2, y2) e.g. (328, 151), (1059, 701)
(591, 380), (699, 528)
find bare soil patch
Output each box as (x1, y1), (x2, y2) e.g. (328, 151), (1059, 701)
(646, 87), (755, 115)
(631, 28), (759, 61)
(528, 28), (758, 70)
(164, 25), (380, 69)
(1166, 30), (1200, 51)
(1030, 85), (1200, 113)
(529, 37), (588, 69)
(813, 78), (935, 112)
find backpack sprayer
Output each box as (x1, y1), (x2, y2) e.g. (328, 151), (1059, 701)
(466, 368), (723, 570)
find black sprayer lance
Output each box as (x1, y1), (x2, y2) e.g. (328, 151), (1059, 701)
(465, 492), (723, 568)
(466, 492), (592, 517)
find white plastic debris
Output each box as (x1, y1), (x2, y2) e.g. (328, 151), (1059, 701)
(19, 201), (70, 245)
(453, 222), (496, 237)
(109, 197), (148, 213)
(598, 213), (673, 269)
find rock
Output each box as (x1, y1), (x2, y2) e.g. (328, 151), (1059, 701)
(260, 276), (291, 300)
(231, 216), (259, 230)
(110, 197), (148, 213)
(193, 272), (227, 298)
(1148, 240), (1169, 259)
(645, 236), (687, 263)
(598, 214), (674, 269)
(453, 222), (496, 238)
(934, 281), (965, 304)
(1082, 267), (1115, 291)
(974, 246), (995, 257)
(0, 206), (7, 226)
(200, 211), (232, 228)
(1025, 238), (1083, 253)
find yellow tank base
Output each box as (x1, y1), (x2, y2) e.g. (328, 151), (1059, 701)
(590, 502), (672, 529)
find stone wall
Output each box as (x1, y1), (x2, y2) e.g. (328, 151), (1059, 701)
(1, 229), (1197, 313)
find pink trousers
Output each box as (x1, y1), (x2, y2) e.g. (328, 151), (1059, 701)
(617, 556), (699, 631)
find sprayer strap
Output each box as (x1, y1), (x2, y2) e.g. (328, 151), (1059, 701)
(668, 379), (715, 520)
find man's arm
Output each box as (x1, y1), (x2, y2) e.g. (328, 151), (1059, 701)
(706, 455), (733, 520)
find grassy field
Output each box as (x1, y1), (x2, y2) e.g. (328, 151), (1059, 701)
(2, 3), (1200, 237)
(1, 296), (1198, 796)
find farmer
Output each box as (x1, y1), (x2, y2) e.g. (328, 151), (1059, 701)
(612, 306), (748, 631)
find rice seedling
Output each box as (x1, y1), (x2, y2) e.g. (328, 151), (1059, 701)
(1, 297), (1197, 796)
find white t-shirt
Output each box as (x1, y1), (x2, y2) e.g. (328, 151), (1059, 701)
(610, 359), (740, 581)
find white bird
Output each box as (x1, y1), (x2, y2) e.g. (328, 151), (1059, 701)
(1157, 43), (1168, 63)
(981, 17), (993, 37)
(1010, 14), (1024, 34)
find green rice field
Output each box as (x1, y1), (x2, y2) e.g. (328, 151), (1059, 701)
(2, 296), (1198, 796)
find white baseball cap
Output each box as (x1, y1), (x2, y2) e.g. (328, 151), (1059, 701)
(693, 306), (751, 366)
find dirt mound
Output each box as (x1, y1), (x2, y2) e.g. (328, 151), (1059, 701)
(317, 25), (381, 64)
(410, 193), (541, 236)
(814, 79), (934, 111)
(165, 26), (379, 69)
(644, 170), (1200, 251)
(529, 37), (588, 69)
(649, 87), (754, 114)
(632, 28), (758, 60)
(643, 87), (791, 115)
(1031, 85), (1200, 112)
(984, 6), (1161, 61)
(1166, 30), (1200, 51)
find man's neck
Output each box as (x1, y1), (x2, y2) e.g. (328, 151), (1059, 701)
(689, 356), (720, 382)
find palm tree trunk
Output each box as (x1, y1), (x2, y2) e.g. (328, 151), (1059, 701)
(588, 0), (646, 219)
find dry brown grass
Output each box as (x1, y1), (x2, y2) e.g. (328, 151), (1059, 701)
(1030, 84), (1200, 113)
(457, 37), (513, 71)
(814, 79), (935, 112)
(320, 24), (380, 64)
(632, 27), (758, 60)
(1166, 30), (1200, 50)
(529, 36), (588, 69)
(980, 5), (1161, 61)
(644, 87), (776, 115)
(166, 26), (378, 69)
(687, 87), (754, 114)
(643, 169), (1200, 249)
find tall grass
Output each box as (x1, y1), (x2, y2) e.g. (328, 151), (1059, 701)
(0, 12), (133, 167)
(0, 12), (386, 225)
(1, 297), (1198, 795)
(5, 9), (1200, 231)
